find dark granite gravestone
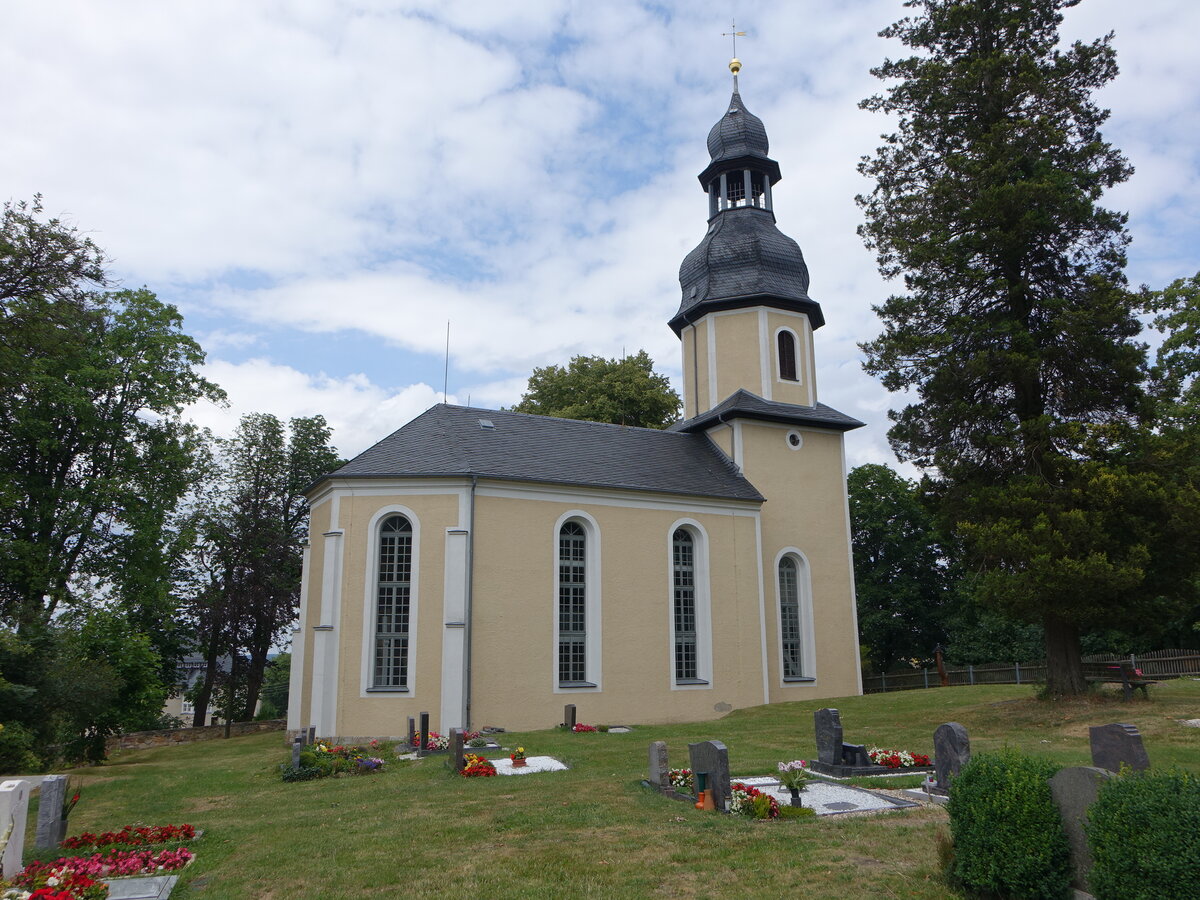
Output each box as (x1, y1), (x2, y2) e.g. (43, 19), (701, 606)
(34, 775), (67, 851)
(1089, 723), (1150, 773)
(564, 704), (577, 729)
(688, 740), (731, 811)
(449, 728), (464, 773)
(648, 741), (669, 790)
(1049, 766), (1113, 894)
(418, 711), (430, 756)
(814, 708), (843, 766)
(933, 722), (971, 792)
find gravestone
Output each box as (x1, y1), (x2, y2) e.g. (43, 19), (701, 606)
(1089, 723), (1150, 773)
(933, 722), (971, 791)
(563, 704), (577, 729)
(291, 737), (303, 770)
(814, 708), (843, 766)
(0, 780), (30, 879)
(648, 741), (669, 790)
(688, 740), (730, 811)
(842, 743), (869, 767)
(1049, 766), (1113, 894)
(406, 717), (416, 747)
(35, 774), (68, 851)
(449, 728), (465, 773)
(418, 712), (430, 755)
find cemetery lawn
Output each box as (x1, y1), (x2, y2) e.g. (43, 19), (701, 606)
(25, 678), (1200, 899)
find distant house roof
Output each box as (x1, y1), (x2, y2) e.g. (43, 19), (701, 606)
(313, 404), (764, 502)
(671, 389), (865, 434)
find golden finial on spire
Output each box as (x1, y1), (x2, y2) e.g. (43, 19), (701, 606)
(722, 19), (746, 79)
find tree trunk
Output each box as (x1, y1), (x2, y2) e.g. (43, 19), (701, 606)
(191, 637), (221, 727)
(1043, 616), (1086, 697)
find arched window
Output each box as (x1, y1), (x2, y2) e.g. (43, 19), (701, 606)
(672, 529), (698, 681)
(778, 329), (798, 382)
(558, 521), (587, 685)
(778, 556), (802, 679)
(374, 515), (412, 688)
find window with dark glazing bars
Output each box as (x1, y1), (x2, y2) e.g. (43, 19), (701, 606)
(558, 522), (586, 684)
(374, 515), (412, 688)
(779, 557), (802, 678)
(673, 529), (697, 680)
(778, 330), (798, 381)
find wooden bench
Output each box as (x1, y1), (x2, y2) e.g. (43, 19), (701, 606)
(1082, 662), (1157, 700)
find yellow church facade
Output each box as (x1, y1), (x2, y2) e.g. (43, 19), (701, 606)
(289, 73), (864, 740)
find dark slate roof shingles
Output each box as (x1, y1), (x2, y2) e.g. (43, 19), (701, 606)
(671, 389), (865, 433)
(318, 404), (764, 502)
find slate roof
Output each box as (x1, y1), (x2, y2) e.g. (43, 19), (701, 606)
(706, 89), (770, 165)
(315, 404), (764, 502)
(671, 389), (865, 434)
(673, 206), (822, 334)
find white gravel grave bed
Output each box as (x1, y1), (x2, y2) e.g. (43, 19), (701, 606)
(732, 776), (919, 816)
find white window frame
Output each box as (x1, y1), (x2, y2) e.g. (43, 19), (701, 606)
(774, 547), (816, 683)
(774, 325), (802, 384)
(360, 505), (421, 697)
(667, 519), (713, 689)
(552, 510), (602, 692)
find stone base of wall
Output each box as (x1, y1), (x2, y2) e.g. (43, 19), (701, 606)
(107, 719), (286, 753)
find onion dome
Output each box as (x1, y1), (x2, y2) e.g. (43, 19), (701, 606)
(670, 80), (823, 336)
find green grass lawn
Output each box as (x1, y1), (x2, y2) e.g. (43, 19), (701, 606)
(22, 678), (1200, 899)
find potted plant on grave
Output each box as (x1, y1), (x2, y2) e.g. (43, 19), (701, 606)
(776, 760), (810, 807)
(510, 747), (527, 768)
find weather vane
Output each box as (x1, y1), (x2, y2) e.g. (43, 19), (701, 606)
(722, 19), (747, 76)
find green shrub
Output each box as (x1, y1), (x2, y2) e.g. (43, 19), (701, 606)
(0, 722), (42, 773)
(1087, 769), (1200, 900)
(946, 748), (1071, 899)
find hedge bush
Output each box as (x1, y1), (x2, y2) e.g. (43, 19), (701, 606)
(946, 748), (1071, 899)
(1087, 769), (1200, 900)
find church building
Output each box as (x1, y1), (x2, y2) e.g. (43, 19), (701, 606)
(289, 62), (865, 739)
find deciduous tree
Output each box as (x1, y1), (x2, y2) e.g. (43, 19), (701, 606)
(511, 350), (680, 428)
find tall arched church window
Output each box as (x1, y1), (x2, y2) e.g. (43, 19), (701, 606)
(672, 529), (698, 681)
(778, 329), (798, 382)
(374, 515), (412, 688)
(558, 522), (587, 685)
(778, 556), (803, 679)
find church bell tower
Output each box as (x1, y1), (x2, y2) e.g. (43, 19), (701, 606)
(671, 59), (827, 420)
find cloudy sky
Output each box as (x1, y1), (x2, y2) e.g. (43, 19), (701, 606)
(6, 0), (1199, 469)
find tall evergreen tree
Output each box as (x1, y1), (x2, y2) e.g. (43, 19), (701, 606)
(857, 0), (1150, 694)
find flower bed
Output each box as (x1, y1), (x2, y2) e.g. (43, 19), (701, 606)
(60, 824), (195, 851)
(668, 768), (693, 792)
(730, 782), (780, 819)
(461, 754), (496, 777)
(866, 747), (931, 769)
(283, 740), (387, 780)
(9, 847), (193, 897)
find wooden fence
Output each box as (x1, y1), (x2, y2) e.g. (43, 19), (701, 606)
(861, 649), (1200, 694)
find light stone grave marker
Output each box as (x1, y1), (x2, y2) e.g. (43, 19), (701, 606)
(648, 741), (669, 790)
(0, 780), (30, 879)
(35, 774), (68, 850)
(1049, 766), (1113, 895)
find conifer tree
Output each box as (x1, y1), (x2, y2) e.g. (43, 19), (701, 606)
(857, 0), (1149, 694)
